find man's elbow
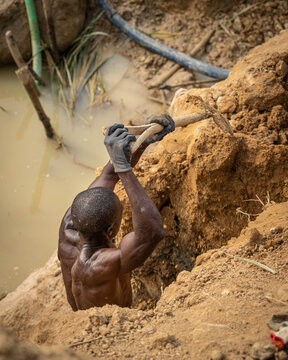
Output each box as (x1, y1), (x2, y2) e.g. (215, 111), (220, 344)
(152, 225), (165, 243)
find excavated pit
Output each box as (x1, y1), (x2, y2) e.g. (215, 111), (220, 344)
(114, 29), (288, 309)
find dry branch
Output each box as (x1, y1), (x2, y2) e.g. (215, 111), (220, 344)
(41, 0), (60, 64)
(6, 30), (60, 142)
(149, 29), (215, 89)
(224, 252), (277, 275)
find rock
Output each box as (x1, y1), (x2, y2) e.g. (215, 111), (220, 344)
(276, 60), (288, 77)
(0, 0), (87, 65)
(277, 351), (288, 360)
(267, 106), (288, 130)
(270, 226), (284, 234)
(195, 253), (211, 267)
(216, 95), (237, 114)
(147, 310), (154, 317)
(149, 332), (178, 349)
(210, 349), (225, 360)
(249, 228), (263, 244)
(251, 342), (276, 360)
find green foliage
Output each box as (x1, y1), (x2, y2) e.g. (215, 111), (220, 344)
(52, 11), (110, 119)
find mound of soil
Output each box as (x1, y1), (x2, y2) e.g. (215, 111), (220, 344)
(0, 29), (287, 359)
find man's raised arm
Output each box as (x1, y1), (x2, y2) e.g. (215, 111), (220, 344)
(104, 116), (175, 273)
(117, 170), (165, 273)
(88, 124), (150, 191)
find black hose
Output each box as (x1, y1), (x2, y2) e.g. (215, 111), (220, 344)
(96, 0), (230, 80)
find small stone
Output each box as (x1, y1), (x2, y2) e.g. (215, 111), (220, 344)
(276, 60), (288, 77)
(210, 349), (225, 360)
(221, 289), (230, 296)
(251, 342), (276, 360)
(147, 310), (154, 317)
(249, 228), (263, 244)
(216, 95), (237, 114)
(270, 226), (283, 234)
(149, 332), (178, 349)
(277, 350), (288, 360)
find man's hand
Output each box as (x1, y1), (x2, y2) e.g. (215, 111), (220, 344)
(104, 124), (136, 173)
(144, 114), (175, 144)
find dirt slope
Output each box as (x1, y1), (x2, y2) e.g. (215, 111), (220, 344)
(0, 202), (287, 359)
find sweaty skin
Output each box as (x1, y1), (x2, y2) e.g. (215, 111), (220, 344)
(58, 140), (166, 311)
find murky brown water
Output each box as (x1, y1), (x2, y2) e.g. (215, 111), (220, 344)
(0, 54), (160, 293)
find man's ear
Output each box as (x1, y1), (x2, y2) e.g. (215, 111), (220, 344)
(107, 225), (113, 237)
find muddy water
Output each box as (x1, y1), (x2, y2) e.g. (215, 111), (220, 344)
(0, 54), (160, 293)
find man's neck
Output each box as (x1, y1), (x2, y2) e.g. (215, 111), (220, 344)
(80, 231), (113, 252)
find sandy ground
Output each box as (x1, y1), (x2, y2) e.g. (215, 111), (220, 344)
(0, 0), (288, 359)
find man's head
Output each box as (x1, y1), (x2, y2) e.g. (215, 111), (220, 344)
(71, 187), (123, 237)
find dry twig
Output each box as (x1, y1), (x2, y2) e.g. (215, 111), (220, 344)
(224, 252), (277, 275)
(149, 28), (215, 89)
(236, 208), (261, 221)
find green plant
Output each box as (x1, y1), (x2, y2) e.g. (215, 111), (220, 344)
(52, 11), (110, 119)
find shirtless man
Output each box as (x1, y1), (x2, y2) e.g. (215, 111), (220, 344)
(58, 115), (175, 311)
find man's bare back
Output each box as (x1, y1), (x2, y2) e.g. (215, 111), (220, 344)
(59, 208), (132, 310)
(58, 116), (175, 311)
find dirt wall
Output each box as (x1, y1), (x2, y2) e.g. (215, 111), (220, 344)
(0, 0), (87, 65)
(113, 30), (288, 305)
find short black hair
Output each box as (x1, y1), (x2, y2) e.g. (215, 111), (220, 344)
(71, 187), (122, 233)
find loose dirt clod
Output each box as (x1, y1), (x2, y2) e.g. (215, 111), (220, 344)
(251, 342), (276, 360)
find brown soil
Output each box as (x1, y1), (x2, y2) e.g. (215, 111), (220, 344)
(1, 1), (288, 359)
(101, 0), (288, 101)
(0, 204), (287, 359)
(0, 327), (93, 360)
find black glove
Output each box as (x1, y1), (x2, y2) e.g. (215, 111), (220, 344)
(144, 114), (175, 144)
(104, 124), (136, 173)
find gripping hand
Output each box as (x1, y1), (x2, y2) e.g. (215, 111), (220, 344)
(144, 114), (175, 145)
(104, 124), (136, 173)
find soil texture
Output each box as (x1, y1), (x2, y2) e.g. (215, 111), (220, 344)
(0, 1), (288, 359)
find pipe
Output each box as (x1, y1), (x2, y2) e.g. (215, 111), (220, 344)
(24, 0), (42, 86)
(96, 0), (230, 80)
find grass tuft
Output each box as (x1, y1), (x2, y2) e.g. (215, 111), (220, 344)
(52, 11), (110, 119)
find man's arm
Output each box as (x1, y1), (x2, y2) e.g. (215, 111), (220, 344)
(102, 117), (175, 274)
(88, 142), (148, 191)
(58, 209), (80, 311)
(117, 170), (165, 274)
(89, 114), (175, 191)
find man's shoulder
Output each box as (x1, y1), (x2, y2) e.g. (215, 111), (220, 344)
(86, 248), (121, 280)
(58, 225), (80, 261)
(59, 208), (80, 249)
(90, 248), (121, 268)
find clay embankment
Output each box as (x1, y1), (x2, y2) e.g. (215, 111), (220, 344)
(0, 28), (287, 360)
